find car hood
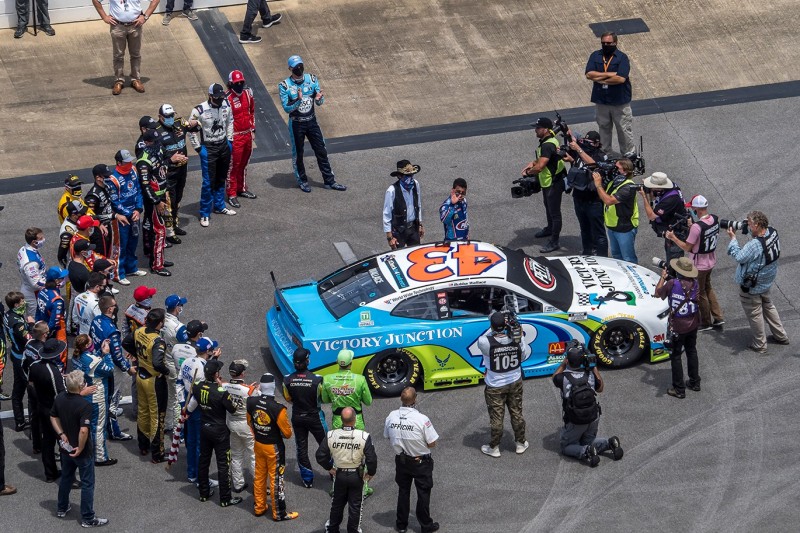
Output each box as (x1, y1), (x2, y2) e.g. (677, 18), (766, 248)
(553, 255), (660, 309)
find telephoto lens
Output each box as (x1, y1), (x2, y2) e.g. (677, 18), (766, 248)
(652, 257), (667, 270)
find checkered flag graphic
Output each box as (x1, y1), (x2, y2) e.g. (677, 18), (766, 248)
(577, 293), (591, 306)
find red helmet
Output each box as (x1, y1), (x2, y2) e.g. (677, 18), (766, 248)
(228, 70), (245, 84)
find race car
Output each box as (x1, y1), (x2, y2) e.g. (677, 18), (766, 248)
(266, 241), (670, 396)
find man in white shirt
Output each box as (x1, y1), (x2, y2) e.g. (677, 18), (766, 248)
(383, 160), (424, 249)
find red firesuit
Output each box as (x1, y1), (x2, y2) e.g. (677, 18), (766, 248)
(226, 86), (255, 198)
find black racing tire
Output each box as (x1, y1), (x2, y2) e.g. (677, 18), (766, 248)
(590, 320), (648, 368)
(364, 348), (422, 397)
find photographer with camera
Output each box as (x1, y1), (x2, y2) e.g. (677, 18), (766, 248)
(655, 257), (701, 399)
(593, 159), (639, 263)
(641, 172), (688, 262)
(727, 211), (789, 353)
(564, 131), (609, 256)
(665, 195), (725, 331)
(552, 342), (622, 467)
(521, 117), (567, 253)
(478, 312), (530, 458)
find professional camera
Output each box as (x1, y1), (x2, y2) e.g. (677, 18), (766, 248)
(565, 339), (597, 369)
(720, 218), (749, 235)
(501, 295), (523, 343)
(511, 175), (541, 198)
(652, 257), (668, 270)
(654, 214), (690, 238)
(740, 274), (758, 293)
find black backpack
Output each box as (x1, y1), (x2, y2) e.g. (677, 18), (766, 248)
(564, 372), (600, 424)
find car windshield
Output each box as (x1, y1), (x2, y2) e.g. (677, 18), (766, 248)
(318, 259), (395, 319)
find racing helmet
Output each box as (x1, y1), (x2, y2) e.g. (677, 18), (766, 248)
(288, 55), (304, 68)
(229, 70), (245, 84)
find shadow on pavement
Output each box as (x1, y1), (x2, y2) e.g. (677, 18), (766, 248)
(265, 172), (300, 190)
(82, 76), (151, 88)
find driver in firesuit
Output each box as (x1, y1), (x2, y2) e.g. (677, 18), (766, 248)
(246, 372), (298, 520)
(136, 130), (174, 277)
(223, 359), (258, 494)
(57, 174), (85, 224)
(225, 70), (258, 208)
(133, 308), (170, 462)
(35, 267), (69, 370)
(156, 104), (191, 241)
(185, 359), (243, 507)
(189, 83), (237, 228)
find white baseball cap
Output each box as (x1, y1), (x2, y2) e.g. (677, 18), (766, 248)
(685, 194), (708, 208)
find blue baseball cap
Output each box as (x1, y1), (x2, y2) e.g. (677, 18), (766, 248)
(165, 294), (187, 310)
(45, 266), (69, 281)
(197, 337), (219, 353)
(288, 55), (303, 68)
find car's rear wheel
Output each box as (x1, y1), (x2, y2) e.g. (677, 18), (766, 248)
(590, 320), (647, 368)
(365, 348), (421, 397)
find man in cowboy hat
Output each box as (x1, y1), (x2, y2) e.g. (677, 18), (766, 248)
(28, 338), (68, 481)
(383, 160), (424, 250)
(641, 172), (688, 262)
(655, 257), (701, 399)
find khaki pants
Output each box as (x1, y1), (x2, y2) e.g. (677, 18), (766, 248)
(697, 269), (724, 326)
(595, 103), (634, 154)
(739, 288), (788, 350)
(110, 24), (142, 80)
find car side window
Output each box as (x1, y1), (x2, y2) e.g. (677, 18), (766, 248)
(392, 292), (440, 320)
(448, 287), (494, 316)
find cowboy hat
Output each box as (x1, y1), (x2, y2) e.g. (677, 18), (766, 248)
(390, 160), (421, 177)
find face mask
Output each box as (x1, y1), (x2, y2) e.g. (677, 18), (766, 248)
(81, 250), (91, 258)
(400, 175), (415, 190)
(139, 298), (152, 308)
(13, 303), (26, 315)
(117, 162), (133, 174)
(210, 97), (224, 107)
(57, 279), (66, 288)
(89, 227), (96, 236)
(162, 116), (175, 127)
(175, 307), (183, 317)
(231, 82), (245, 94)
(111, 308), (119, 324)
(292, 66), (304, 77)
(602, 44), (617, 56)
(33, 238), (45, 248)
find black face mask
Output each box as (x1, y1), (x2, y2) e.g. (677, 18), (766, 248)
(231, 82), (245, 94)
(210, 97), (224, 107)
(292, 66), (304, 77)
(602, 44), (617, 56)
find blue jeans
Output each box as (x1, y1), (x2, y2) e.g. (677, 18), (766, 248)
(59, 452), (96, 522)
(185, 409), (201, 479)
(559, 418), (609, 459)
(117, 222), (139, 278)
(607, 227), (638, 264)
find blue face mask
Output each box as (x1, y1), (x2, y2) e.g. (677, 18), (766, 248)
(400, 175), (414, 190)
(163, 116), (175, 127)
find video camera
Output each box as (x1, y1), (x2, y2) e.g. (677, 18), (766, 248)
(511, 176), (542, 198)
(654, 213), (690, 238)
(565, 339), (597, 370)
(720, 219), (749, 235)
(501, 294), (523, 344)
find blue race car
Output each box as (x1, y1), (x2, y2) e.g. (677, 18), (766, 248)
(267, 241), (670, 396)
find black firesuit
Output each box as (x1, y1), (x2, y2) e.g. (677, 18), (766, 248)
(3, 307), (32, 430)
(136, 146), (169, 272)
(283, 370), (326, 486)
(156, 118), (191, 227)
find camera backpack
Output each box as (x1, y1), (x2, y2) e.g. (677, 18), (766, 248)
(564, 371), (599, 425)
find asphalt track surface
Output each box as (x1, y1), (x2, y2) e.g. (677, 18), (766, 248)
(1, 97), (799, 532)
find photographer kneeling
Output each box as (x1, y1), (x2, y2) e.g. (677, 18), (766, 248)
(727, 211), (789, 353)
(641, 172), (688, 262)
(564, 131), (609, 256)
(552, 343), (623, 467)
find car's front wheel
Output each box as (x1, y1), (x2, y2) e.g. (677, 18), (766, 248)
(364, 348), (422, 397)
(590, 319), (647, 367)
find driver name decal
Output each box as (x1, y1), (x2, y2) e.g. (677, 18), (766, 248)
(310, 327), (463, 353)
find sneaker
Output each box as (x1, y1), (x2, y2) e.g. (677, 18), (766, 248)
(227, 196), (241, 208)
(667, 388), (686, 399)
(585, 444), (600, 467)
(166, 235), (182, 244)
(299, 182), (311, 193)
(302, 479), (313, 488)
(96, 459), (118, 467)
(194, 478), (219, 488)
(539, 241), (559, 253)
(199, 488), (215, 502)
(697, 324), (714, 332)
(113, 407), (123, 417)
(150, 268), (172, 277)
(481, 444), (501, 458)
(0, 484), (17, 496)
(81, 518), (109, 528)
(174, 226), (187, 236)
(182, 9), (198, 20)
(42, 25), (56, 36)
(117, 278), (131, 286)
(769, 335), (790, 345)
(424, 523), (440, 533)
(214, 207), (237, 216)
(275, 511), (299, 521)
(534, 228), (552, 238)
(0, 392), (10, 401)
(14, 27), (25, 38)
(239, 191), (257, 199)
(129, 270), (147, 277)
(685, 381), (701, 392)
(324, 182), (347, 191)
(233, 482), (248, 493)
(110, 432), (132, 441)
(162, 12), (173, 25)
(110, 287), (120, 294)
(163, 261), (174, 267)
(239, 34), (263, 44)
(15, 421), (30, 432)
(262, 13), (282, 27)
(57, 505), (72, 518)
(712, 319), (726, 327)
(200, 217), (210, 227)
(608, 436), (624, 460)
(747, 343), (767, 354)
(220, 496), (243, 507)
(515, 440), (529, 454)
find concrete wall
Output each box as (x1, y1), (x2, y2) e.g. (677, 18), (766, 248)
(1, 0), (245, 29)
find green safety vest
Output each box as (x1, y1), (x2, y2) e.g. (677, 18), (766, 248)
(604, 178), (639, 229)
(535, 135), (566, 188)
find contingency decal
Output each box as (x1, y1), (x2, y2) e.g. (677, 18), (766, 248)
(523, 257), (556, 291)
(404, 242), (505, 283)
(358, 310), (374, 327)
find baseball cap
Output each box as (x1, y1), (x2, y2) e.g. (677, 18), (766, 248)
(337, 349), (354, 367)
(229, 359), (249, 376)
(584, 131), (601, 142)
(92, 258), (113, 272)
(186, 320), (208, 337)
(229, 70), (245, 84)
(685, 194), (709, 208)
(204, 359), (224, 379)
(287, 55), (303, 68)
(566, 343), (585, 368)
(115, 150), (135, 163)
(208, 83), (225, 97)
(490, 312), (506, 330)
(133, 286), (157, 302)
(142, 130), (159, 143)
(197, 337), (219, 353)
(65, 200), (88, 217)
(73, 240), (96, 253)
(165, 294), (187, 310)
(259, 372), (276, 396)
(531, 117), (554, 129)
(139, 115), (157, 129)
(45, 266), (69, 281)
(293, 347), (310, 365)
(76, 215), (100, 230)
(65, 174), (82, 188)
(159, 104), (175, 117)
(92, 164), (112, 178)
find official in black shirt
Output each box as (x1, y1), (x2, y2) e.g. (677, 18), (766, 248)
(28, 338), (67, 481)
(641, 172), (688, 262)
